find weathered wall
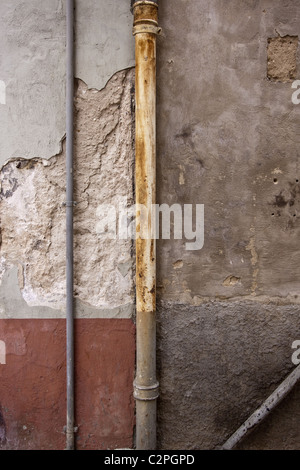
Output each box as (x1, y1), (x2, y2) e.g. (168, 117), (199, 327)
(0, 1), (136, 450)
(1, 0), (300, 451)
(0, 70), (135, 314)
(156, 0), (300, 450)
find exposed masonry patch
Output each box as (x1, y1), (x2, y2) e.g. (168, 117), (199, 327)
(0, 69), (135, 312)
(173, 260), (183, 270)
(222, 275), (241, 287)
(267, 35), (298, 82)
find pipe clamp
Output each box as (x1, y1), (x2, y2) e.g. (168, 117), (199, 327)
(132, 1), (158, 8)
(133, 24), (161, 36)
(134, 380), (159, 401)
(63, 201), (77, 207)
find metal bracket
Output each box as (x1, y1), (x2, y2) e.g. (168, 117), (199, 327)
(63, 201), (77, 207)
(133, 24), (162, 36)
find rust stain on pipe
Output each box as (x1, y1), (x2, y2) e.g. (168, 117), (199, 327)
(133, 0), (160, 450)
(134, 10), (157, 314)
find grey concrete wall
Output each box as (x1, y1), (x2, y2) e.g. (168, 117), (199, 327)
(156, 0), (300, 449)
(0, 0), (134, 162)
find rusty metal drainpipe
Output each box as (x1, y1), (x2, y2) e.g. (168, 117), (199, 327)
(132, 0), (161, 450)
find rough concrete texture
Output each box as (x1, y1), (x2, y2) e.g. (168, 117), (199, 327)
(267, 35), (298, 81)
(0, 69), (135, 316)
(156, 0), (300, 449)
(0, 0), (134, 163)
(157, 301), (300, 450)
(0, 318), (135, 450)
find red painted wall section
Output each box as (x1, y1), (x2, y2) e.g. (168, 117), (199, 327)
(0, 319), (135, 450)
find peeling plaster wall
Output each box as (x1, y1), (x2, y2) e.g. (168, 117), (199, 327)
(0, 69), (135, 315)
(0, 1), (136, 450)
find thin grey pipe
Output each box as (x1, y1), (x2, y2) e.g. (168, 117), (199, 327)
(66, 0), (75, 451)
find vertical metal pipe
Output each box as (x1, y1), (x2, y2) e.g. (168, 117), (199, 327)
(66, 0), (75, 451)
(132, 0), (160, 450)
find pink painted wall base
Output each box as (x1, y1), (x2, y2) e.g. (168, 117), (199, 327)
(0, 319), (135, 450)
